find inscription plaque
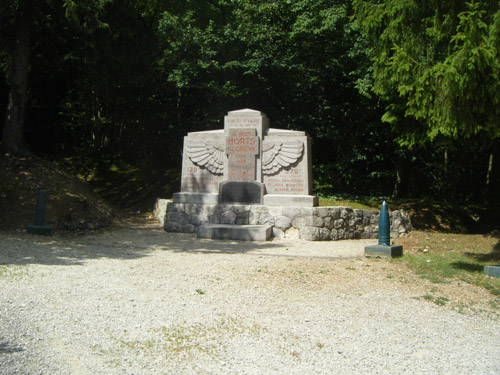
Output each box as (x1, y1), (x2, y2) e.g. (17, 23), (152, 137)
(226, 128), (259, 181)
(220, 181), (263, 204)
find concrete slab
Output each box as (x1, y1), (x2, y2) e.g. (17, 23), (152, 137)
(484, 265), (500, 278)
(173, 192), (219, 204)
(364, 245), (403, 258)
(197, 223), (273, 241)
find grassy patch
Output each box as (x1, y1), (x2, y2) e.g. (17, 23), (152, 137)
(118, 315), (262, 361)
(0, 264), (27, 279)
(318, 196), (377, 210)
(397, 231), (500, 297)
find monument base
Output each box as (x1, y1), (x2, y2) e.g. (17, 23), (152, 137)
(27, 224), (52, 235)
(197, 223), (273, 241)
(263, 194), (318, 207)
(364, 245), (403, 258)
(156, 200), (413, 242)
(484, 265), (500, 278)
(173, 192), (219, 204)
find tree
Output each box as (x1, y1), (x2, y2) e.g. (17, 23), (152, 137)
(353, 0), (500, 147)
(0, 0), (111, 155)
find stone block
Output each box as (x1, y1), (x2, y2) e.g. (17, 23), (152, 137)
(268, 206), (283, 216)
(300, 207), (317, 216)
(299, 226), (320, 241)
(197, 223), (273, 241)
(248, 211), (260, 225)
(190, 215), (208, 226)
(166, 212), (189, 225)
(319, 228), (331, 241)
(153, 198), (169, 225)
(173, 192), (219, 204)
(235, 212), (249, 225)
(216, 204), (233, 214)
(305, 215), (323, 227)
(484, 266), (500, 278)
(166, 202), (184, 213)
(323, 216), (334, 230)
(340, 207), (353, 219)
(272, 227), (284, 239)
(354, 209), (364, 218)
(364, 245), (403, 258)
(330, 229), (338, 240)
(220, 210), (237, 224)
(232, 205), (249, 214)
(274, 215), (292, 230)
(291, 216), (306, 228)
(259, 213), (274, 225)
(165, 221), (182, 232)
(180, 130), (226, 194)
(328, 207), (341, 219)
(251, 206), (269, 214)
(334, 219), (345, 229)
(284, 227), (300, 239)
(263, 131), (313, 195)
(282, 206), (301, 218)
(208, 215), (220, 224)
(317, 207), (330, 217)
(263, 194), (318, 207)
(183, 224), (196, 233)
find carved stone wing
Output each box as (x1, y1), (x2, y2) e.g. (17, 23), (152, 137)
(262, 140), (304, 175)
(187, 141), (225, 175)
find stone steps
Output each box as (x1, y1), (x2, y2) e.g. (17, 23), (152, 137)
(197, 223), (273, 241)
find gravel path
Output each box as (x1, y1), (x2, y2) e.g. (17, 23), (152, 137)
(1, 223), (499, 374)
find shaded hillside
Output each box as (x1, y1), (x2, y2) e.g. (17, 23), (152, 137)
(0, 155), (114, 234)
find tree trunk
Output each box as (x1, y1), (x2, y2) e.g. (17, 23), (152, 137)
(393, 154), (409, 198)
(485, 140), (499, 206)
(1, 18), (31, 155)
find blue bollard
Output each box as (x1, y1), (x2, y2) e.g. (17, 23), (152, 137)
(364, 201), (402, 257)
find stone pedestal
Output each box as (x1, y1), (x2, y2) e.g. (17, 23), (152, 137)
(484, 266), (500, 278)
(173, 192), (219, 204)
(27, 224), (52, 235)
(197, 223), (273, 241)
(364, 245), (403, 258)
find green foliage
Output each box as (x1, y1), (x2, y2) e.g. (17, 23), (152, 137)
(1, 0), (499, 205)
(353, 0), (500, 147)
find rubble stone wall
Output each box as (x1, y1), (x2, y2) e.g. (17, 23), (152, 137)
(155, 199), (412, 241)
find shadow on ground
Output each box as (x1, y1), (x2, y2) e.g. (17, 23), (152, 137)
(0, 340), (24, 354)
(0, 224), (288, 267)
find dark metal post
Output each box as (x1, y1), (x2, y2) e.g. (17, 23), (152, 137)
(364, 201), (402, 257)
(34, 189), (46, 226)
(27, 189), (51, 235)
(378, 201), (390, 246)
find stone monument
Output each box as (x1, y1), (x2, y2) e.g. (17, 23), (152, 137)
(175, 109), (317, 207)
(161, 109), (412, 241)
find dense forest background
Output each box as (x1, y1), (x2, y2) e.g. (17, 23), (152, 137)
(1, 0), (499, 207)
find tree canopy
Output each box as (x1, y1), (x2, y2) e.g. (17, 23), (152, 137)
(353, 0), (500, 147)
(1, 0), (499, 204)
